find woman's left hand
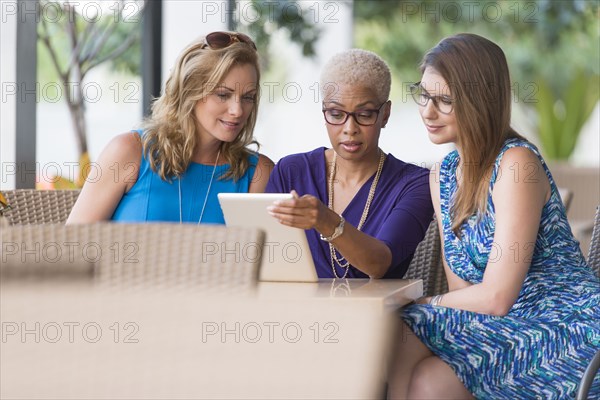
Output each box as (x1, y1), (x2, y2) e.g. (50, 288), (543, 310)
(267, 190), (336, 231)
(416, 296), (431, 305)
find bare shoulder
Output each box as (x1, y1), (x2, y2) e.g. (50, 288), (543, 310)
(67, 132), (142, 224)
(96, 131), (143, 192)
(497, 146), (549, 186)
(494, 145), (549, 205)
(498, 146), (550, 183)
(99, 131), (143, 165)
(498, 145), (542, 169)
(249, 153), (275, 193)
(256, 153), (275, 168)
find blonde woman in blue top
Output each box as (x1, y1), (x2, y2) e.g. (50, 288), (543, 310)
(388, 33), (599, 399)
(67, 32), (273, 224)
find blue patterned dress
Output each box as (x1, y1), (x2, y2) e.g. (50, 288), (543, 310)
(402, 138), (600, 399)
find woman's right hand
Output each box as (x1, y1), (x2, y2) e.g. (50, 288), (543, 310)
(268, 190), (393, 278)
(267, 190), (339, 235)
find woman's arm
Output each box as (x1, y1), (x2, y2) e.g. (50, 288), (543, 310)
(423, 147), (550, 315)
(268, 168), (433, 279)
(266, 157), (433, 278)
(249, 154), (275, 193)
(66, 132), (142, 224)
(429, 164), (473, 292)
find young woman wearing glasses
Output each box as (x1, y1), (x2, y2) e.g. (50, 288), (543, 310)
(266, 49), (434, 279)
(67, 32), (273, 224)
(389, 33), (600, 399)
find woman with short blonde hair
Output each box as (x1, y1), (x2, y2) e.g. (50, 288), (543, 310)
(266, 49), (434, 279)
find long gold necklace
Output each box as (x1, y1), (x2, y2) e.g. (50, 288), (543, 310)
(178, 149), (221, 224)
(327, 149), (386, 278)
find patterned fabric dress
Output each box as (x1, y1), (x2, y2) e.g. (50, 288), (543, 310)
(402, 138), (600, 399)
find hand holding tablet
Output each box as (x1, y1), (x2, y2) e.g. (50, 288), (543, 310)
(217, 193), (319, 283)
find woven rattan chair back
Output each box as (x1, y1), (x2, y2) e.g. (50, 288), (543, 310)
(405, 219), (448, 296)
(2, 189), (80, 225)
(557, 187), (574, 212)
(588, 205), (600, 278)
(1, 223), (264, 290)
(576, 206), (600, 399)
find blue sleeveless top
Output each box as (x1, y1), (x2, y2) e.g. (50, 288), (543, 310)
(111, 132), (259, 224)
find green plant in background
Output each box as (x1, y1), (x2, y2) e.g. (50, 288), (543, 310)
(536, 71), (599, 160)
(354, 0), (599, 162)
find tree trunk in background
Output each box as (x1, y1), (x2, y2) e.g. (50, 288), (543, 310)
(67, 95), (88, 156)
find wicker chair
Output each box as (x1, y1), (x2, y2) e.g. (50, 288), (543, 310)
(2, 189), (80, 225)
(576, 205), (600, 400)
(558, 187), (574, 212)
(1, 223), (264, 291)
(405, 218), (448, 297)
(587, 205), (600, 278)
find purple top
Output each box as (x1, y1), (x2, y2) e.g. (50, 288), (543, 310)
(266, 147), (434, 278)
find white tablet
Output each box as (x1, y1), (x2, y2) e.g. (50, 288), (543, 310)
(217, 193), (319, 283)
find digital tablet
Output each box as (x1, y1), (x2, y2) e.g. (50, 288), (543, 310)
(217, 193), (319, 283)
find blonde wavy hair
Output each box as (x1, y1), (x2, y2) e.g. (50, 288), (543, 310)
(141, 34), (261, 181)
(421, 33), (524, 234)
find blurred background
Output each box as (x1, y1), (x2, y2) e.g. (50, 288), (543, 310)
(1, 0), (598, 246)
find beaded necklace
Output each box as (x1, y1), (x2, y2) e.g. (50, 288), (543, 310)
(327, 149), (386, 278)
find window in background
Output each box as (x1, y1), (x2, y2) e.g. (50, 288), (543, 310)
(36, 0), (145, 189)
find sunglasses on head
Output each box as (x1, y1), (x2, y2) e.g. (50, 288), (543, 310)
(203, 31), (257, 51)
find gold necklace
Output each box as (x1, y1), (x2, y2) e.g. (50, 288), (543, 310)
(327, 149), (386, 278)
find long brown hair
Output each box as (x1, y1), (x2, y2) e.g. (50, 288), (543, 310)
(421, 33), (524, 234)
(141, 34), (260, 181)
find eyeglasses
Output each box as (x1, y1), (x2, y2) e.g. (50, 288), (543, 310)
(322, 102), (387, 126)
(409, 82), (454, 114)
(203, 31), (257, 51)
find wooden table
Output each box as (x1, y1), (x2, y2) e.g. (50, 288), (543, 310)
(1, 278), (422, 399)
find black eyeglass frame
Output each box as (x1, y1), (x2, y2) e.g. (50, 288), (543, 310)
(321, 102), (388, 126)
(203, 31), (257, 51)
(409, 82), (455, 115)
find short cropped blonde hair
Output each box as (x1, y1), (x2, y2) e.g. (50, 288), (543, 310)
(320, 49), (391, 103)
